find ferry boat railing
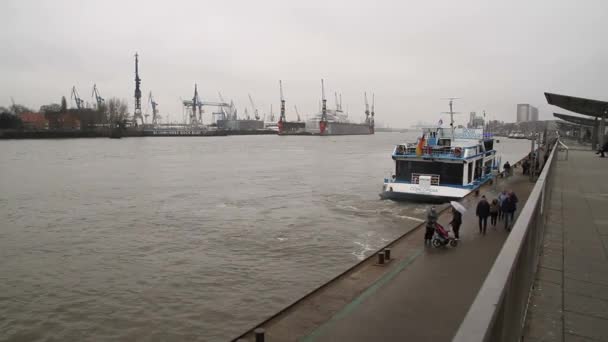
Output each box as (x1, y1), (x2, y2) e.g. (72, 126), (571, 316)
(394, 145), (459, 158)
(452, 139), (559, 342)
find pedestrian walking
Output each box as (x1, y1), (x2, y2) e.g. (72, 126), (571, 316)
(449, 207), (462, 240)
(476, 195), (490, 235)
(502, 191), (518, 231)
(503, 161), (511, 177)
(497, 189), (508, 221)
(425, 206), (438, 245)
(522, 158), (530, 175)
(490, 198), (499, 228)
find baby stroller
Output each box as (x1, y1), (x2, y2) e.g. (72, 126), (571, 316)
(431, 222), (458, 248)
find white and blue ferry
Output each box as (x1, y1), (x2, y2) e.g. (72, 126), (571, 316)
(380, 126), (500, 203)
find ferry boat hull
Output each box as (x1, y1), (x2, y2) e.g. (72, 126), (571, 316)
(380, 174), (494, 203)
(305, 120), (373, 135)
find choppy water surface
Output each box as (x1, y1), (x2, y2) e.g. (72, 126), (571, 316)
(0, 133), (530, 341)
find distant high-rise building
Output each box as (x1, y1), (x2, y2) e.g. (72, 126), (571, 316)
(467, 111), (484, 128)
(516, 104), (538, 122)
(530, 106), (539, 121)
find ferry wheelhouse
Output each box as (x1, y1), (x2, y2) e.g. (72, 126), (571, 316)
(380, 127), (500, 202)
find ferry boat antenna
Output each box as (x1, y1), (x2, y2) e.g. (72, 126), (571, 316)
(441, 97), (460, 140)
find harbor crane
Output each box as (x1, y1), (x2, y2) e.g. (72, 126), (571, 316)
(279, 80), (286, 123)
(248, 94), (260, 120)
(371, 93), (375, 125)
(71, 86), (84, 109)
(294, 105), (301, 122)
(321, 79), (327, 121)
(364, 92), (370, 123)
(244, 108), (250, 120)
(91, 84), (104, 110)
(147, 91), (159, 125)
(182, 84), (230, 125)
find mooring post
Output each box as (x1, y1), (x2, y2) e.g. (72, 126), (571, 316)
(384, 248), (391, 260)
(254, 328), (265, 342)
(377, 251), (385, 265)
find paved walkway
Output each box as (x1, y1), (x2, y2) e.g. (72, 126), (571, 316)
(523, 150), (608, 342)
(237, 169), (537, 341)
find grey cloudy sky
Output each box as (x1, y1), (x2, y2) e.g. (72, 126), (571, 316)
(1, 0), (607, 127)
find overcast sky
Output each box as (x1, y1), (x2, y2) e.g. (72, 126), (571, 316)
(1, 0), (607, 127)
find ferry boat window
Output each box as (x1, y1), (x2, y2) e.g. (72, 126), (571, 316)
(437, 138), (451, 147)
(396, 161), (463, 185)
(484, 140), (494, 151)
(467, 162), (473, 184)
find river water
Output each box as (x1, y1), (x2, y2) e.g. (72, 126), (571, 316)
(0, 133), (530, 341)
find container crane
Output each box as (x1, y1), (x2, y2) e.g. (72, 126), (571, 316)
(71, 86), (84, 109)
(248, 94), (260, 120)
(92, 84), (104, 110)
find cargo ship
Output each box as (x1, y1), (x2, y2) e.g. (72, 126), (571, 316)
(304, 80), (374, 136)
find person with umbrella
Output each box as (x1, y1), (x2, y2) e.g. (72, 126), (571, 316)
(449, 201), (466, 240)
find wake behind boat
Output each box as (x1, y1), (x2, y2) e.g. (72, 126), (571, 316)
(380, 100), (500, 203)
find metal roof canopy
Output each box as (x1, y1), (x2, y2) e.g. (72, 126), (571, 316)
(553, 113), (596, 127)
(545, 92), (608, 117)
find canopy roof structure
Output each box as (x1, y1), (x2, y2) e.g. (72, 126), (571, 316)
(553, 113), (596, 127)
(545, 93), (608, 117)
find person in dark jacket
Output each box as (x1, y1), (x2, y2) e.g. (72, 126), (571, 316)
(502, 191), (518, 231)
(476, 195), (490, 234)
(503, 161), (511, 177)
(490, 198), (499, 228)
(449, 207), (462, 240)
(425, 206), (438, 245)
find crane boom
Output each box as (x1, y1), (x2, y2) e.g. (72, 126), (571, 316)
(71, 86), (84, 109)
(294, 105), (301, 122)
(248, 94), (260, 120)
(92, 84), (105, 110)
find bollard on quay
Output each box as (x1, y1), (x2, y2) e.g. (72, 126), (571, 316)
(254, 328), (265, 342)
(377, 251), (385, 265)
(384, 248), (391, 260)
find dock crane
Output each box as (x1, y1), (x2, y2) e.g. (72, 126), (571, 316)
(71, 86), (84, 109)
(364, 92), (370, 123)
(294, 105), (301, 122)
(279, 80), (286, 123)
(148, 91), (159, 125)
(92, 84), (105, 110)
(248, 94), (260, 120)
(371, 93), (375, 122)
(182, 84), (230, 125)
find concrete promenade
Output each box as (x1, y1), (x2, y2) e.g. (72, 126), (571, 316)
(237, 168), (537, 341)
(524, 150), (608, 342)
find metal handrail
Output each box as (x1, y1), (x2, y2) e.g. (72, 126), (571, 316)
(558, 140), (569, 160)
(452, 139), (559, 342)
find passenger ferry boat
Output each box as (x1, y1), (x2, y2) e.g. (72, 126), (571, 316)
(380, 126), (500, 203)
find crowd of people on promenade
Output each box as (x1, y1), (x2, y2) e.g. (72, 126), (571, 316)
(424, 188), (519, 245)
